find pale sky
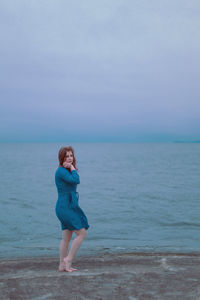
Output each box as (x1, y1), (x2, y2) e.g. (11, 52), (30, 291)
(0, 0), (200, 142)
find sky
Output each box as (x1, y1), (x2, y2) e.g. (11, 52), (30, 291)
(0, 0), (200, 142)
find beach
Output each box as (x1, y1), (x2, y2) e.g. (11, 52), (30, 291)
(1, 252), (200, 300)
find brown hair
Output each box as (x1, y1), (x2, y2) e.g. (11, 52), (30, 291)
(58, 146), (78, 172)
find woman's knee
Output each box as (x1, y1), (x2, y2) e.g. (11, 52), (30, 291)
(82, 229), (87, 239)
(62, 229), (73, 242)
(76, 228), (87, 239)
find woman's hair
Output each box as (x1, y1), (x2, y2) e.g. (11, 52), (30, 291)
(58, 146), (78, 171)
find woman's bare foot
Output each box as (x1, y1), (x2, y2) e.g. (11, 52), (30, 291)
(64, 257), (77, 272)
(70, 267), (78, 271)
(58, 262), (67, 272)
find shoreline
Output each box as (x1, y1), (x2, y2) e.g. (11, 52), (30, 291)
(1, 251), (200, 299)
(1, 250), (200, 261)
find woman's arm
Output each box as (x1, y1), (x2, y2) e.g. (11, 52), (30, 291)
(58, 167), (80, 184)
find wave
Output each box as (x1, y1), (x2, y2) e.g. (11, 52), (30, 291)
(159, 221), (200, 228)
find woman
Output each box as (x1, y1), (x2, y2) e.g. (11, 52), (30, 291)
(55, 146), (89, 272)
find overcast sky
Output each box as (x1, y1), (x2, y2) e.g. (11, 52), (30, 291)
(0, 0), (200, 142)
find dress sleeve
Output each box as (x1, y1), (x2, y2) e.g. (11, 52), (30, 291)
(58, 168), (80, 184)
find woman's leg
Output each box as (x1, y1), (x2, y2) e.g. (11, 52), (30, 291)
(64, 228), (87, 271)
(58, 229), (73, 270)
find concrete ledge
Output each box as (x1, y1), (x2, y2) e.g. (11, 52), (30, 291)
(1, 252), (200, 299)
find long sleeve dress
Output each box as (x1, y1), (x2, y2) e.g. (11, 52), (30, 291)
(55, 166), (90, 231)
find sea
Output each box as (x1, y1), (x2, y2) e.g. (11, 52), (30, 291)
(0, 142), (200, 259)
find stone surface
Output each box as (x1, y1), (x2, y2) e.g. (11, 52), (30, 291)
(1, 252), (200, 299)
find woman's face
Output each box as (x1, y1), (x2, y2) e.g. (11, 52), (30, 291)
(64, 151), (73, 163)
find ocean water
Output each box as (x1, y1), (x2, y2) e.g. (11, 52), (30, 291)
(0, 142), (200, 259)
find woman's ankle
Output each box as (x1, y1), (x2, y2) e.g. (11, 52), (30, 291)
(59, 259), (65, 264)
(64, 256), (72, 262)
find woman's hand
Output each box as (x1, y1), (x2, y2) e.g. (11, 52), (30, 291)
(70, 164), (76, 171)
(63, 162), (72, 168)
(63, 162), (76, 171)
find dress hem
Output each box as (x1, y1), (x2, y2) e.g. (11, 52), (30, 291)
(62, 226), (89, 231)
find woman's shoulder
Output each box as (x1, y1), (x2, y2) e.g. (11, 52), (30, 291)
(55, 166), (71, 175)
(55, 166), (64, 176)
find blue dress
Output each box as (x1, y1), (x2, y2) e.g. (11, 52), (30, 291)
(55, 166), (89, 231)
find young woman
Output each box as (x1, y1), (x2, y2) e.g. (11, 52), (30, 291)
(55, 146), (89, 272)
